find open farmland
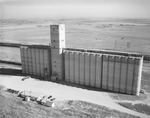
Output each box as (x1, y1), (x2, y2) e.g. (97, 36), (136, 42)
(0, 18), (150, 62)
(0, 18), (150, 117)
(1, 18), (150, 52)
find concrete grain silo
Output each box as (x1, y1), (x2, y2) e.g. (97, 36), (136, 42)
(20, 24), (143, 96)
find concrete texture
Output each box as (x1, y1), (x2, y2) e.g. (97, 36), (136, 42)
(85, 53), (90, 86)
(20, 24), (143, 96)
(95, 54), (102, 88)
(120, 56), (128, 93)
(50, 24), (65, 80)
(63, 49), (143, 95)
(64, 51), (70, 82)
(74, 51), (80, 84)
(108, 55), (115, 91)
(79, 52), (84, 85)
(102, 54), (109, 89)
(114, 56), (121, 92)
(71, 52), (75, 83)
(20, 46), (51, 78)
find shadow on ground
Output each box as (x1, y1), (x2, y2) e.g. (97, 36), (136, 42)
(0, 68), (22, 75)
(0, 67), (123, 95)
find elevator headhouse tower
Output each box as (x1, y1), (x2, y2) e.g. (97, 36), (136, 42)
(50, 24), (65, 80)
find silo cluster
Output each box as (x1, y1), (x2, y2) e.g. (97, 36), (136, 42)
(63, 50), (143, 95)
(20, 24), (143, 96)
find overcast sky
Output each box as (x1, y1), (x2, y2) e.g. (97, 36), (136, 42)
(0, 0), (150, 19)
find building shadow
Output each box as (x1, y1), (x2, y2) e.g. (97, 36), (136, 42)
(54, 80), (128, 95)
(0, 68), (130, 95)
(0, 68), (22, 76)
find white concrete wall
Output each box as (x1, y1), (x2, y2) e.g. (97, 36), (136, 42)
(69, 51), (75, 83)
(108, 55), (115, 91)
(20, 46), (51, 80)
(85, 53), (90, 86)
(74, 52), (80, 84)
(64, 51), (70, 82)
(50, 24), (65, 80)
(133, 58), (143, 95)
(90, 53), (96, 87)
(79, 52), (84, 85)
(126, 57), (134, 94)
(64, 49), (143, 95)
(95, 54), (102, 88)
(114, 56), (121, 92)
(102, 54), (109, 89)
(120, 56), (128, 93)
(32, 48), (36, 76)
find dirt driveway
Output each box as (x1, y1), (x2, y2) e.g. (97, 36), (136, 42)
(0, 75), (149, 118)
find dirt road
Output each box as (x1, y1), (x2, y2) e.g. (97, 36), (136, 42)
(0, 75), (150, 118)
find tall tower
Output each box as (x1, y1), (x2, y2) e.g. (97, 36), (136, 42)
(50, 24), (65, 80)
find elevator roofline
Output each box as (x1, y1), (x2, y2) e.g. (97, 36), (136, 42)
(64, 48), (143, 58)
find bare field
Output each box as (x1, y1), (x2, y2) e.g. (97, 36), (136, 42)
(1, 18), (150, 63)
(1, 18), (150, 117)
(1, 18), (150, 52)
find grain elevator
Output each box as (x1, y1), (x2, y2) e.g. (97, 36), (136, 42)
(20, 24), (143, 95)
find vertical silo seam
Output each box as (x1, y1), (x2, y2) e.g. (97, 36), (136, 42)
(38, 49), (41, 76)
(68, 52), (70, 82)
(34, 48), (37, 76)
(107, 55), (109, 90)
(83, 53), (85, 85)
(49, 48), (52, 77)
(132, 58), (136, 95)
(73, 52), (75, 83)
(26, 48), (29, 74)
(89, 53), (91, 86)
(112, 56), (116, 91)
(125, 57), (129, 93)
(101, 54), (103, 88)
(94, 54), (97, 87)
(119, 57), (122, 92)
(62, 50), (65, 81)
(31, 48), (33, 75)
(21, 48), (24, 73)
(78, 53), (80, 84)
(43, 49), (45, 77)
(78, 52), (80, 84)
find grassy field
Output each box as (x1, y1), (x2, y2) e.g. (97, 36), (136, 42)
(0, 86), (138, 118)
(118, 102), (150, 115)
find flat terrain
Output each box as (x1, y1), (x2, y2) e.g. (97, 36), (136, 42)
(0, 18), (150, 117)
(0, 18), (150, 62)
